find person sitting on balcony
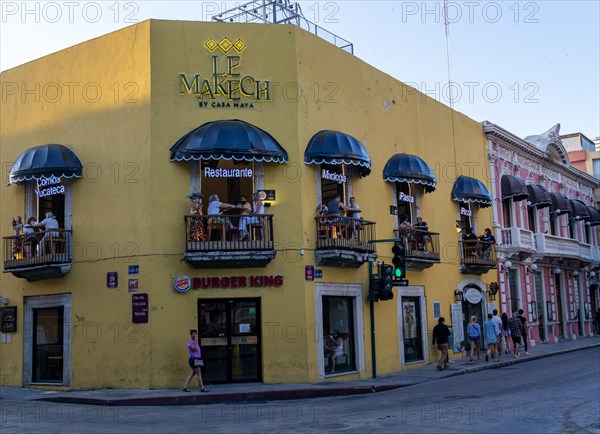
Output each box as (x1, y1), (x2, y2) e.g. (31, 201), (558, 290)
(238, 192), (265, 241)
(479, 228), (496, 259)
(413, 216), (429, 251)
(11, 216), (23, 259)
(23, 217), (39, 257)
(37, 212), (60, 255)
(462, 226), (478, 257)
(327, 195), (350, 238)
(207, 194), (236, 240)
(347, 197), (363, 239)
(188, 193), (206, 242)
(398, 214), (413, 248)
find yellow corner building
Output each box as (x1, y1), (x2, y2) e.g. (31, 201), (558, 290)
(0, 20), (497, 389)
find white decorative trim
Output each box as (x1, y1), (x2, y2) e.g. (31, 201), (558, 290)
(171, 154), (288, 163)
(315, 283), (365, 379)
(305, 157), (370, 169)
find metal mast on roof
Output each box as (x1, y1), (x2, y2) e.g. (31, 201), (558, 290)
(212, 0), (353, 54)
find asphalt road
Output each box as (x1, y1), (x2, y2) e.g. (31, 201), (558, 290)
(2, 347), (599, 434)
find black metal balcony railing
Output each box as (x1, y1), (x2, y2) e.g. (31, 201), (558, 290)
(398, 229), (441, 262)
(185, 214), (274, 252)
(460, 240), (497, 266)
(315, 215), (376, 253)
(3, 230), (72, 270)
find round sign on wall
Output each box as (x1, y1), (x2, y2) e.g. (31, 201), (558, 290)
(464, 287), (482, 304)
(174, 275), (191, 293)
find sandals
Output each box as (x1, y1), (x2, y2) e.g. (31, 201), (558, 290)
(182, 388), (191, 392)
(200, 387), (210, 393)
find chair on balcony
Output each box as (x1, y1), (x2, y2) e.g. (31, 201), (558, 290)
(248, 223), (263, 241)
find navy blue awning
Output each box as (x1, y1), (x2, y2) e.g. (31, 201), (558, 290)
(586, 206), (600, 226)
(550, 193), (572, 215)
(383, 153), (436, 193)
(304, 130), (371, 176)
(451, 176), (492, 208)
(570, 200), (590, 221)
(170, 120), (288, 163)
(9, 144), (83, 185)
(527, 184), (552, 209)
(501, 175), (528, 201)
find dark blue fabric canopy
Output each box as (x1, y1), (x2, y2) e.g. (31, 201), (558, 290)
(550, 193), (572, 215)
(9, 144), (82, 185)
(382, 153), (436, 193)
(527, 184), (552, 209)
(304, 130), (371, 176)
(451, 176), (492, 208)
(170, 119), (288, 163)
(501, 175), (528, 201)
(586, 206), (600, 226)
(570, 199), (590, 221)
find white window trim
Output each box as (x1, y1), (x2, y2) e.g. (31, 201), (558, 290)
(315, 283), (365, 379)
(397, 286), (429, 365)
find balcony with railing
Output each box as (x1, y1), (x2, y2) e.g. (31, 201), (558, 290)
(498, 227), (535, 260)
(315, 215), (376, 268)
(533, 233), (593, 264)
(3, 230), (73, 281)
(460, 240), (496, 275)
(394, 229), (441, 270)
(184, 214), (275, 268)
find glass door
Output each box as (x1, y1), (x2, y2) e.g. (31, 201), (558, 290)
(32, 307), (64, 383)
(198, 298), (261, 383)
(401, 297), (423, 362)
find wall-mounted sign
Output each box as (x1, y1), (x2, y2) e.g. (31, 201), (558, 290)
(128, 278), (139, 293)
(464, 287), (482, 304)
(262, 190), (276, 201)
(179, 37), (272, 109)
(128, 265), (139, 275)
(314, 269), (323, 279)
(398, 192), (414, 203)
(0, 306), (17, 333)
(174, 275), (192, 293)
(204, 167), (253, 178)
(35, 175), (65, 198)
(322, 169), (346, 184)
(460, 207), (472, 217)
(107, 272), (118, 288)
(390, 205), (398, 215)
(305, 265), (314, 281)
(174, 275), (284, 291)
(132, 293), (148, 324)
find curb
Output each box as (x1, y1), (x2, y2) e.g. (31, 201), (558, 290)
(35, 343), (600, 407)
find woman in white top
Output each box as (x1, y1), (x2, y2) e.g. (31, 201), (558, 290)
(238, 192), (264, 241)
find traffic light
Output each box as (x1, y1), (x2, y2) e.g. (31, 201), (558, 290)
(379, 264), (394, 301)
(392, 241), (406, 281)
(368, 275), (382, 302)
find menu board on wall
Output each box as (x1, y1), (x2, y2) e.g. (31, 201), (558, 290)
(451, 303), (464, 353)
(0, 306), (17, 333)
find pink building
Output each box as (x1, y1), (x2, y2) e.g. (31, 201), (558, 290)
(483, 123), (600, 346)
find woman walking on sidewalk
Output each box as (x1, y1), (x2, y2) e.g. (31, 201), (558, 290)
(484, 313), (500, 362)
(183, 329), (209, 393)
(501, 313), (511, 354)
(467, 316), (481, 361)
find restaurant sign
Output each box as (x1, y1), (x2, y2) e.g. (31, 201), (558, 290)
(35, 175), (65, 198)
(398, 192), (414, 203)
(204, 167), (253, 178)
(179, 37), (271, 109)
(174, 275), (284, 292)
(460, 207), (472, 216)
(322, 169), (346, 184)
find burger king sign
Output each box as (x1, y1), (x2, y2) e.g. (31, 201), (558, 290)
(174, 275), (192, 293)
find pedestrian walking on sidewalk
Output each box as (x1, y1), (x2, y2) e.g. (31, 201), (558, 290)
(501, 313), (511, 354)
(467, 316), (481, 362)
(492, 310), (503, 356)
(183, 329), (209, 393)
(595, 309), (600, 335)
(432, 317), (451, 371)
(518, 309), (529, 354)
(484, 313), (500, 362)
(508, 312), (524, 358)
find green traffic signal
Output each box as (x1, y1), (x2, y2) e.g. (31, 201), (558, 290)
(394, 267), (403, 278)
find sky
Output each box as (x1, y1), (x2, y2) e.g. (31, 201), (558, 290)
(1, 0), (599, 141)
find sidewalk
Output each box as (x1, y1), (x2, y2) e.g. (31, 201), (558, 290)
(3, 336), (599, 407)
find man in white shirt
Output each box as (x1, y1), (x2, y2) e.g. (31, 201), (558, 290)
(38, 212), (60, 254)
(492, 309), (503, 356)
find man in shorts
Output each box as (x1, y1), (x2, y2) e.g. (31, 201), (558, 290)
(508, 311), (524, 358)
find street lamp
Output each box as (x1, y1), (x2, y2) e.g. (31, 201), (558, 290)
(488, 282), (500, 301)
(454, 290), (463, 302)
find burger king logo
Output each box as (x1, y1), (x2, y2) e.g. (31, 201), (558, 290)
(174, 275), (192, 293)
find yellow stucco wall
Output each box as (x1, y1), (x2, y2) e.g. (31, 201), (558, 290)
(0, 20), (494, 389)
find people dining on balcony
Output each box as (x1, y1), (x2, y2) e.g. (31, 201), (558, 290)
(413, 216), (429, 251)
(237, 195), (252, 214)
(347, 197), (363, 239)
(479, 228), (496, 259)
(462, 226), (479, 257)
(23, 217), (39, 257)
(327, 194), (350, 218)
(398, 214), (413, 248)
(37, 212), (60, 255)
(238, 192), (265, 241)
(11, 216), (23, 259)
(207, 194), (236, 241)
(188, 192), (206, 242)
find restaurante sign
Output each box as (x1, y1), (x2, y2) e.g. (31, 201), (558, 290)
(204, 167), (253, 178)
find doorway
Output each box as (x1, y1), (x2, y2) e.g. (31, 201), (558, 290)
(555, 274), (565, 339)
(462, 287), (484, 351)
(198, 298), (261, 383)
